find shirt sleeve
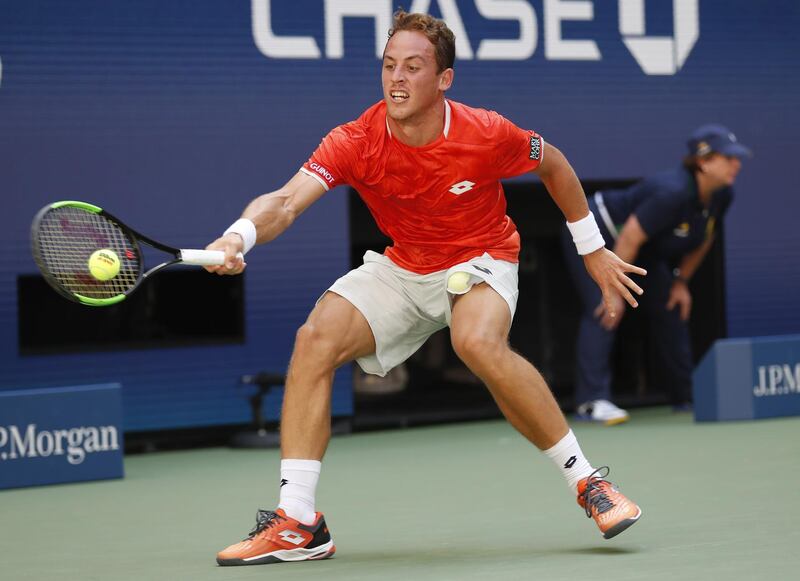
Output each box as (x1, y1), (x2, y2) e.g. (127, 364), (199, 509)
(301, 122), (363, 190)
(490, 112), (544, 178)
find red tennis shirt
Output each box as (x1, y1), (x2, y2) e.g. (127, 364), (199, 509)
(301, 99), (544, 274)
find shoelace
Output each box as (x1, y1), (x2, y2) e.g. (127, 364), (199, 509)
(246, 509), (286, 539)
(581, 466), (614, 518)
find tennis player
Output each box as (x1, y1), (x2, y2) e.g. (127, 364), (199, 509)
(207, 11), (645, 566)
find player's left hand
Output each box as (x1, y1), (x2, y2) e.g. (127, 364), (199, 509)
(666, 279), (692, 321)
(594, 294), (626, 330)
(582, 247), (647, 321)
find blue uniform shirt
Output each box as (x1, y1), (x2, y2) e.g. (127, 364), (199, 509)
(600, 166), (733, 262)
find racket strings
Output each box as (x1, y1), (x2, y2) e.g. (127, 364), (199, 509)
(36, 207), (141, 298)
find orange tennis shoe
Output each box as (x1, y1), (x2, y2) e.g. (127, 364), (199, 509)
(577, 467), (642, 539)
(216, 509), (335, 566)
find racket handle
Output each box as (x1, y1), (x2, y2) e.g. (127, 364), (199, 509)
(179, 249), (244, 266)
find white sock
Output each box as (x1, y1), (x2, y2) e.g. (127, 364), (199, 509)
(277, 459), (321, 524)
(542, 430), (595, 493)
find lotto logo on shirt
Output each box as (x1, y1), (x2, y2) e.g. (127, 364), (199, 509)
(309, 162), (335, 184)
(529, 136), (541, 161)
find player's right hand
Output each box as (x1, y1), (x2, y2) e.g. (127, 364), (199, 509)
(204, 233), (246, 275)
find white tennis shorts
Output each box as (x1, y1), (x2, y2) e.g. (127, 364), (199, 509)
(325, 250), (519, 377)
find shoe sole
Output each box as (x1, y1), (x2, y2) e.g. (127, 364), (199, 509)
(217, 542), (336, 566)
(602, 507), (642, 539)
(603, 416), (629, 426)
(574, 414), (629, 426)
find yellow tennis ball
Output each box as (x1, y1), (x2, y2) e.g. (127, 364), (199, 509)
(88, 249), (120, 281)
(447, 271), (471, 294)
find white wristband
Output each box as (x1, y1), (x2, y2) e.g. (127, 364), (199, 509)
(566, 212), (605, 255)
(223, 218), (257, 255)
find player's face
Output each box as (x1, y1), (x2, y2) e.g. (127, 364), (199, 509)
(702, 153), (742, 187)
(381, 30), (452, 123)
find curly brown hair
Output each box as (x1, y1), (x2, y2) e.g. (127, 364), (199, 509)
(388, 10), (456, 73)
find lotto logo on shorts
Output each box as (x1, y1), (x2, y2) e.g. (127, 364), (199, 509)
(529, 136), (541, 160)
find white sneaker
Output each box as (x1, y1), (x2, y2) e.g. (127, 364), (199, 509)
(576, 399), (630, 426)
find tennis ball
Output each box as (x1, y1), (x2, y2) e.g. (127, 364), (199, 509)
(447, 271), (472, 294)
(88, 249), (120, 281)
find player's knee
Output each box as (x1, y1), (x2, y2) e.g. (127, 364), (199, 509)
(451, 329), (506, 368)
(293, 321), (339, 369)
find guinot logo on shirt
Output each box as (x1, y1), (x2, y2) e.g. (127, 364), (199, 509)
(309, 161), (334, 184)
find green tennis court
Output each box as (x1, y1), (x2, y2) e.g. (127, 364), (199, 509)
(2, 407), (798, 580)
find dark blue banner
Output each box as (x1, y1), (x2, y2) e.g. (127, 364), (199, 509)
(0, 383), (124, 489)
(693, 335), (800, 421)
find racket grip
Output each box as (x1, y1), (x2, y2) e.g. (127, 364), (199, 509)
(179, 249), (244, 266)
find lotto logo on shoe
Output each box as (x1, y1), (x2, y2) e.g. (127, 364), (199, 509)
(278, 530), (306, 546)
(449, 180), (475, 195)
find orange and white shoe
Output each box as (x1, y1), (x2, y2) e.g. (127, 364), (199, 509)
(577, 467), (642, 539)
(216, 509), (335, 566)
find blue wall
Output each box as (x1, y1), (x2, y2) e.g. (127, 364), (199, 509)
(2, 1), (798, 429)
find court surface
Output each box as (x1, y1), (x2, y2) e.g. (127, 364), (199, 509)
(2, 407), (798, 580)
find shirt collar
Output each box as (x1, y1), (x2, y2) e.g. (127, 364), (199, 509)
(385, 99), (451, 139)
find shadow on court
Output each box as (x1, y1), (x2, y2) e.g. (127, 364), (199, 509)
(343, 543), (640, 563)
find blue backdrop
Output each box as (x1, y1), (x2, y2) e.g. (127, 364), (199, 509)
(1, 1), (798, 429)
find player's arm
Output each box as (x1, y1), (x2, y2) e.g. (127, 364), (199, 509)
(206, 171), (327, 274)
(534, 142), (646, 317)
(612, 214), (648, 264)
(666, 234), (715, 320)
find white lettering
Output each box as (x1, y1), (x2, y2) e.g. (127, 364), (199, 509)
(10, 424), (36, 459)
(0, 424), (120, 464)
(782, 364), (800, 394)
(250, 0), (698, 75)
(754, 366), (766, 397)
(325, 0), (392, 59)
(67, 427), (86, 465)
(544, 0), (601, 61)
(410, 0), (474, 59)
(309, 162), (334, 183)
(768, 365), (782, 394)
(36, 430), (54, 457)
(101, 426), (119, 452)
(251, 0), (321, 59)
(84, 427), (100, 452)
(619, 0), (699, 75)
(475, 0), (537, 60)
(754, 363), (800, 397)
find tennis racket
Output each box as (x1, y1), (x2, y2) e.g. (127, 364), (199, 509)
(31, 200), (241, 307)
